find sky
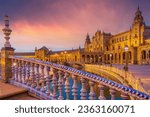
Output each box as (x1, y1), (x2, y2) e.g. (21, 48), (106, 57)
(0, 0), (150, 52)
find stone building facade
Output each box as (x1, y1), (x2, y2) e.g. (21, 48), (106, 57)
(35, 7), (150, 65)
(84, 7), (150, 65)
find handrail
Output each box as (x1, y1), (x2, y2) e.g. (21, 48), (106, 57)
(9, 56), (150, 100)
(92, 65), (147, 93)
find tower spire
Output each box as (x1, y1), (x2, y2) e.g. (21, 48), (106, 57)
(138, 4), (140, 11)
(133, 5), (144, 25)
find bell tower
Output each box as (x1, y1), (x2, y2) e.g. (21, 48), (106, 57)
(131, 6), (145, 46)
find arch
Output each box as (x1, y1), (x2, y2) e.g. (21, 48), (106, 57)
(128, 51), (132, 60)
(91, 55), (94, 63)
(95, 55), (98, 63)
(87, 55), (90, 63)
(82, 55), (85, 63)
(115, 53), (117, 61)
(75, 56), (77, 62)
(122, 52), (125, 60)
(142, 50), (146, 59)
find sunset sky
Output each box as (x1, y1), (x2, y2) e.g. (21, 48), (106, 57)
(0, 0), (150, 52)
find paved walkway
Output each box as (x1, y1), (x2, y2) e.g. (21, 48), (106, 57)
(0, 81), (37, 100)
(112, 64), (150, 91)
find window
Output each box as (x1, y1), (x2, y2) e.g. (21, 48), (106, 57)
(112, 46), (115, 50)
(126, 36), (128, 40)
(118, 45), (121, 49)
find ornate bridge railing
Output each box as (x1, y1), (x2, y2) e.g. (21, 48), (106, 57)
(84, 64), (147, 93)
(9, 56), (150, 100)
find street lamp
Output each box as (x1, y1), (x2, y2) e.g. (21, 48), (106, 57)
(64, 51), (67, 62)
(99, 56), (101, 65)
(110, 53), (112, 67)
(124, 45), (129, 71)
(91, 57), (93, 64)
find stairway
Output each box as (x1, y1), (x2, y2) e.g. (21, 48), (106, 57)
(0, 81), (38, 100)
(1, 90), (38, 100)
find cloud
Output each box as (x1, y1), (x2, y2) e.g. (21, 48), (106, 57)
(0, 0), (150, 52)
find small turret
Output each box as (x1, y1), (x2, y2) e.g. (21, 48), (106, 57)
(35, 47), (37, 51)
(84, 33), (91, 52)
(85, 33), (91, 43)
(79, 45), (81, 51)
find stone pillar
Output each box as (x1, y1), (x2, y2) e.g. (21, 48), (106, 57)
(46, 66), (51, 96)
(35, 64), (40, 90)
(11, 58), (15, 81)
(80, 77), (87, 100)
(72, 75), (78, 100)
(58, 70), (64, 100)
(41, 65), (45, 92)
(98, 83), (106, 100)
(14, 60), (19, 82)
(65, 72), (70, 100)
(22, 61), (26, 84)
(109, 88), (116, 100)
(1, 47), (14, 83)
(26, 62), (31, 85)
(18, 60), (22, 83)
(89, 81), (96, 100)
(121, 92), (129, 100)
(52, 68), (57, 100)
(1, 15), (15, 83)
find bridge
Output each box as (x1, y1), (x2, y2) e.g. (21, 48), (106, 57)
(0, 15), (150, 100)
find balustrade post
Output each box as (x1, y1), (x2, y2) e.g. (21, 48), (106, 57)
(72, 75), (78, 100)
(46, 66), (51, 96)
(58, 70), (64, 100)
(0, 44), (14, 83)
(98, 83), (106, 100)
(35, 64), (40, 90)
(52, 68), (58, 99)
(27, 62), (31, 86)
(18, 60), (22, 83)
(21, 61), (26, 84)
(80, 77), (87, 100)
(65, 72), (70, 100)
(109, 88), (116, 100)
(40, 65), (45, 92)
(30, 63), (36, 88)
(11, 59), (15, 81)
(24, 62), (28, 84)
(121, 92), (129, 100)
(89, 80), (96, 100)
(15, 60), (19, 82)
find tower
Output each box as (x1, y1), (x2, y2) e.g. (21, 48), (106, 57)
(84, 33), (91, 52)
(131, 6), (145, 46)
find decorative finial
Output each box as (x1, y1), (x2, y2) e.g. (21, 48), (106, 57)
(138, 4), (140, 11)
(2, 15), (12, 48)
(4, 15), (9, 27)
(35, 47), (37, 51)
(79, 45), (81, 51)
(79, 45), (81, 49)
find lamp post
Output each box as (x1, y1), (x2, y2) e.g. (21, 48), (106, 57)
(90, 57), (92, 64)
(110, 53), (112, 67)
(124, 45), (129, 71)
(64, 51), (67, 62)
(99, 56), (101, 65)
